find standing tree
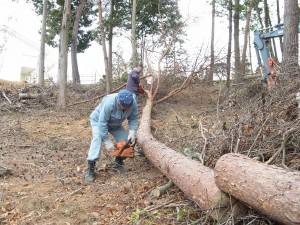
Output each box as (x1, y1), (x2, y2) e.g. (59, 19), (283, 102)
(108, 0), (115, 81)
(208, 0), (216, 84)
(58, 0), (72, 108)
(38, 0), (47, 86)
(240, 0), (254, 75)
(276, 0), (283, 51)
(263, 0), (277, 60)
(71, 0), (86, 84)
(226, 0), (233, 87)
(131, 0), (138, 66)
(233, 0), (241, 82)
(92, 0), (183, 84)
(281, 0), (299, 77)
(31, 0), (95, 84)
(98, 0), (111, 92)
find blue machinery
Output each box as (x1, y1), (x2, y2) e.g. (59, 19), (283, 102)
(253, 23), (285, 83)
(254, 23), (300, 84)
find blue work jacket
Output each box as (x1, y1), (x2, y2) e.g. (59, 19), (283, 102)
(90, 93), (138, 141)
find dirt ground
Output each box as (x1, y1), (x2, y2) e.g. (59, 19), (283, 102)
(0, 81), (205, 225)
(0, 79), (298, 224)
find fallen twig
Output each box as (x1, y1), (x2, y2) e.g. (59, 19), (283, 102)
(144, 199), (176, 211)
(247, 115), (270, 156)
(56, 187), (83, 202)
(198, 118), (208, 165)
(68, 75), (151, 107)
(2, 91), (11, 104)
(266, 128), (298, 167)
(68, 187), (83, 197)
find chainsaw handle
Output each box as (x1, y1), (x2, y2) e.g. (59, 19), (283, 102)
(117, 138), (132, 157)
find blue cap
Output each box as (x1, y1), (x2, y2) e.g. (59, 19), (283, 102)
(118, 89), (133, 108)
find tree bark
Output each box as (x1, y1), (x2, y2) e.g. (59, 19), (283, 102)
(38, 0), (47, 86)
(254, 2), (263, 29)
(233, 0), (241, 82)
(98, 0), (111, 93)
(263, 0), (269, 28)
(276, 0), (283, 52)
(281, 0), (299, 77)
(108, 0), (114, 79)
(208, 0), (215, 84)
(240, 0), (254, 75)
(58, 0), (71, 109)
(214, 153), (300, 225)
(131, 0), (138, 66)
(226, 0), (233, 87)
(71, 0), (85, 84)
(137, 99), (246, 223)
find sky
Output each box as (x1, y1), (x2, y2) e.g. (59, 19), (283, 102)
(0, 0), (279, 82)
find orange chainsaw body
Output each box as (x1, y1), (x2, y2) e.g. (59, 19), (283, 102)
(112, 141), (134, 158)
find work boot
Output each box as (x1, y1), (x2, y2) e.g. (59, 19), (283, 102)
(107, 157), (125, 173)
(115, 156), (124, 166)
(85, 160), (96, 183)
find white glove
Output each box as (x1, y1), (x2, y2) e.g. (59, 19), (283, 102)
(104, 140), (114, 152)
(128, 130), (136, 143)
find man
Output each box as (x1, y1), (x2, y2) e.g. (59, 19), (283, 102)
(85, 89), (138, 183)
(126, 63), (144, 99)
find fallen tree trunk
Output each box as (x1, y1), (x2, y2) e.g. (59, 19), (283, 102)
(19, 93), (45, 99)
(214, 153), (300, 225)
(137, 99), (246, 222)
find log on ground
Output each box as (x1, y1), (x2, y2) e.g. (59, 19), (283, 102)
(137, 99), (246, 222)
(214, 153), (300, 225)
(18, 93), (46, 99)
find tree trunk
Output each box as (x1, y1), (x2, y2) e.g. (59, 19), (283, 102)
(214, 153), (300, 225)
(254, 2), (263, 29)
(233, 0), (241, 82)
(281, 0), (299, 77)
(108, 0), (114, 80)
(240, 0), (254, 75)
(267, 13), (278, 61)
(208, 0), (215, 84)
(71, 0), (85, 85)
(276, 0), (283, 52)
(131, 0), (138, 67)
(226, 0), (233, 87)
(248, 33), (254, 74)
(38, 0), (47, 86)
(58, 0), (71, 108)
(263, 0), (276, 60)
(137, 99), (246, 223)
(98, 0), (111, 93)
(263, 0), (269, 28)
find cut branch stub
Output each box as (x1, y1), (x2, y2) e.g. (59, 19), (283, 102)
(137, 99), (246, 222)
(214, 153), (300, 225)
(151, 180), (173, 198)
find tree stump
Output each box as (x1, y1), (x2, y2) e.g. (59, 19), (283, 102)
(214, 153), (300, 225)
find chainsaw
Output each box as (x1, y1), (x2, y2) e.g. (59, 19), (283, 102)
(110, 139), (136, 158)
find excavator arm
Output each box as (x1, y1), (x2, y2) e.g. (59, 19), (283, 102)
(253, 23), (300, 88)
(253, 23), (284, 83)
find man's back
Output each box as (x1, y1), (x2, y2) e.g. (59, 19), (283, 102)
(126, 68), (140, 95)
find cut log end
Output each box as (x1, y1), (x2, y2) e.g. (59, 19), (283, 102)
(151, 180), (173, 198)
